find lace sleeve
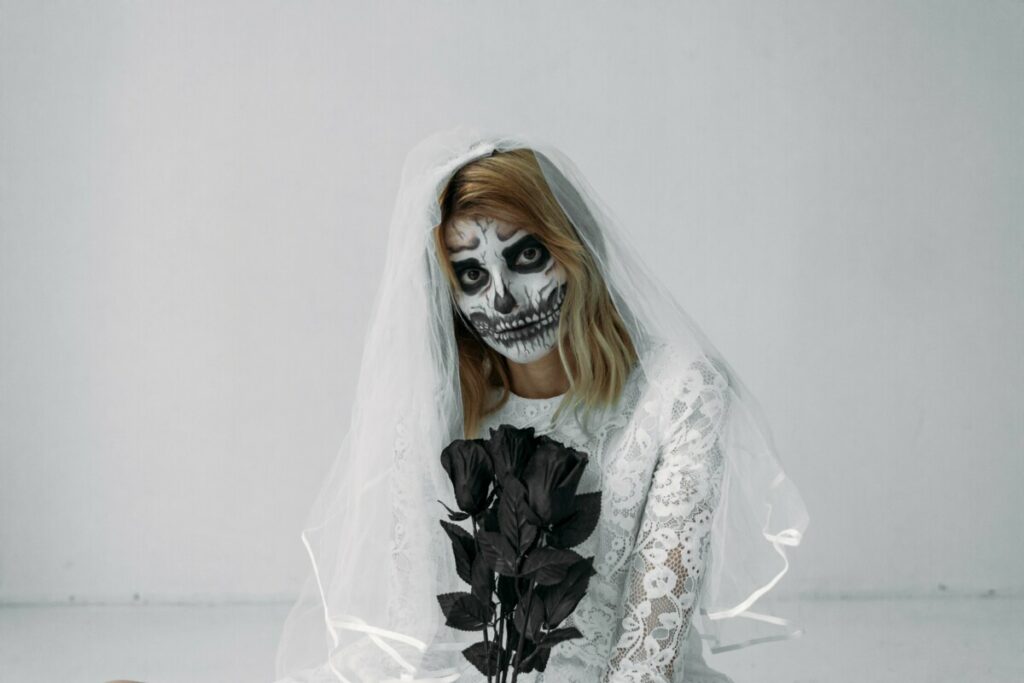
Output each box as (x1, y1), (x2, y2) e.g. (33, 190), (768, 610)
(601, 357), (731, 683)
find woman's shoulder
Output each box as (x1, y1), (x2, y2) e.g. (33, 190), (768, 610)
(635, 339), (735, 461)
(638, 337), (733, 400)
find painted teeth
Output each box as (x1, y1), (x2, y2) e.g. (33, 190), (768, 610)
(498, 313), (551, 332)
(493, 312), (557, 340)
(485, 284), (566, 339)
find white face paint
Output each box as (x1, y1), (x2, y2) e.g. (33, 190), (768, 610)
(444, 216), (568, 364)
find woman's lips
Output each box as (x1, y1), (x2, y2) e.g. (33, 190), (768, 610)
(467, 283), (567, 341)
(496, 284), (566, 328)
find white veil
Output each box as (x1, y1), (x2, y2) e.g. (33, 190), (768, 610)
(273, 126), (810, 682)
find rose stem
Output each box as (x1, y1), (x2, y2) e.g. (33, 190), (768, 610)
(510, 577), (537, 683)
(498, 605), (507, 683)
(471, 517), (493, 683)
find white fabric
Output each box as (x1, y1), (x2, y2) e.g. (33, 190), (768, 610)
(273, 126), (810, 683)
(473, 345), (736, 683)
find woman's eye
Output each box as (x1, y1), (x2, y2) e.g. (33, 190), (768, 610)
(517, 247), (541, 266)
(460, 269), (485, 287)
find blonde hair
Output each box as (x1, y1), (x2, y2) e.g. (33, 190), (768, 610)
(433, 148), (638, 439)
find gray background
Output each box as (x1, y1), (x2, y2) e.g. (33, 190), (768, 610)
(2, 0), (1021, 611)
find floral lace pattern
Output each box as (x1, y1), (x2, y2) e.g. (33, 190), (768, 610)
(471, 346), (735, 683)
(598, 357), (731, 683)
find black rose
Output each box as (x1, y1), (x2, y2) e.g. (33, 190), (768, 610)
(519, 435), (588, 526)
(485, 424), (538, 483)
(440, 438), (494, 516)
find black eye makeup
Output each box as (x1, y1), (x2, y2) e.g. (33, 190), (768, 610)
(502, 235), (550, 273)
(451, 258), (489, 295)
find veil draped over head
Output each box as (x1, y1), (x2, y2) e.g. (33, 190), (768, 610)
(274, 126), (809, 683)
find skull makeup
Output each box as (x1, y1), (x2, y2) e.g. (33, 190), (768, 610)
(444, 216), (568, 364)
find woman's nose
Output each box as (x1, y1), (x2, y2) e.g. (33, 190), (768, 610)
(493, 286), (516, 315)
(489, 267), (518, 315)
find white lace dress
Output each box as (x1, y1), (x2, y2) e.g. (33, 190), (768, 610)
(473, 352), (736, 683)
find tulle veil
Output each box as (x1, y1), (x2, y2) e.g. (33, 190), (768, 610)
(273, 126), (810, 682)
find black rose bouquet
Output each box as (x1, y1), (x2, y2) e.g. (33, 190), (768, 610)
(437, 424), (601, 682)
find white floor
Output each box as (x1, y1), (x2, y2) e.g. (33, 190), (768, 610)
(0, 598), (1021, 682)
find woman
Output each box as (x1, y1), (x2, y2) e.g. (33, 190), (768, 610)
(274, 127), (809, 683)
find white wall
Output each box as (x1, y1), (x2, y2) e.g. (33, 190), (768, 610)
(1, 0), (1021, 605)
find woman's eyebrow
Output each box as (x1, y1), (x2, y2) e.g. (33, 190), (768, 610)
(501, 233), (541, 261)
(445, 229), (480, 253)
(450, 256), (482, 271)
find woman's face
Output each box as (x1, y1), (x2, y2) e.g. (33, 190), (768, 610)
(443, 215), (567, 364)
